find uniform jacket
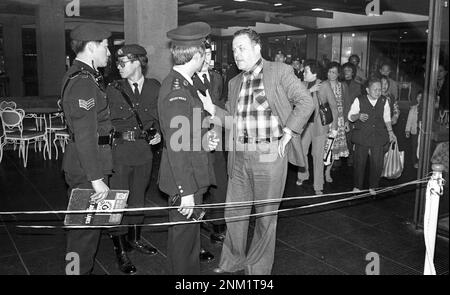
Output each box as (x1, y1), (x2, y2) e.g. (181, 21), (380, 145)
(214, 59), (314, 177)
(158, 69), (216, 197)
(61, 60), (113, 181)
(106, 78), (160, 166)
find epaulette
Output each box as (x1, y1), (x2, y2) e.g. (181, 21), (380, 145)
(172, 78), (181, 91)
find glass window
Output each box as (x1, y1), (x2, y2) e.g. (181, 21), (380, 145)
(341, 32), (368, 73)
(267, 36), (286, 61)
(286, 35), (307, 63)
(317, 32), (340, 64)
(369, 29), (399, 80)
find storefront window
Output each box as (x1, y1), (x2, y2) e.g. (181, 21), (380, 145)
(267, 36), (286, 61)
(286, 35), (307, 63)
(341, 32), (368, 73)
(369, 29), (399, 79)
(317, 33), (340, 65)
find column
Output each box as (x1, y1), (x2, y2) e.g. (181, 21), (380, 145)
(124, 0), (177, 82)
(2, 16), (24, 96)
(35, 0), (66, 97)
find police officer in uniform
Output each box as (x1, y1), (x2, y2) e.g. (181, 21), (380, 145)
(106, 44), (161, 274)
(158, 22), (218, 275)
(61, 23), (112, 275)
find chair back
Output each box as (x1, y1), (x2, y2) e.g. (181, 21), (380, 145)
(0, 108), (25, 135)
(0, 100), (17, 111)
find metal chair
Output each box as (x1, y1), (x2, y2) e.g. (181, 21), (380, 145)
(0, 107), (49, 167)
(46, 99), (67, 159)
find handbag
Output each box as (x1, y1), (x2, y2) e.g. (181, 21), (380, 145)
(318, 101), (333, 126)
(382, 139), (404, 179)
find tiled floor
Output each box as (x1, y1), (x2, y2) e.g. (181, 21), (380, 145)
(0, 140), (448, 275)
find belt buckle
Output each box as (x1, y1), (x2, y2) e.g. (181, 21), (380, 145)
(129, 131), (135, 141)
(124, 131), (135, 142)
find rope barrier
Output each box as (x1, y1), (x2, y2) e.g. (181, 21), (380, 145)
(0, 177), (430, 217)
(11, 177), (430, 229)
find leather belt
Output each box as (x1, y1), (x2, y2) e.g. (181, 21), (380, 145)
(69, 130), (114, 146)
(237, 136), (282, 144)
(113, 130), (142, 142)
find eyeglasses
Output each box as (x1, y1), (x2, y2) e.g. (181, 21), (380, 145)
(116, 60), (133, 68)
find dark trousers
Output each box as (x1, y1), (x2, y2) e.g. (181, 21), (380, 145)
(65, 173), (108, 275)
(109, 160), (153, 236)
(353, 144), (385, 189)
(167, 190), (205, 275)
(206, 151), (227, 227)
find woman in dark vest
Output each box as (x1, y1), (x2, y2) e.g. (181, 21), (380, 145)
(347, 77), (396, 194)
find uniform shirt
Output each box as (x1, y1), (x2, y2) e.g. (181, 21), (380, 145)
(236, 58), (282, 139)
(61, 59), (113, 181)
(127, 75), (145, 94)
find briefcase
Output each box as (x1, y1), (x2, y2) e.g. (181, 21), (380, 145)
(64, 189), (129, 226)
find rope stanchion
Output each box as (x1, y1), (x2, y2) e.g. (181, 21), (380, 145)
(423, 164), (445, 275)
(11, 178), (430, 229)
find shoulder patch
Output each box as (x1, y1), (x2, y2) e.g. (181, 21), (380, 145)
(79, 98), (95, 110)
(172, 78), (181, 90)
(169, 96), (186, 102)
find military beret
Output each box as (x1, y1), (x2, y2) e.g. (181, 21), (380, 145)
(70, 23), (111, 41)
(117, 44), (147, 57)
(167, 22), (211, 47)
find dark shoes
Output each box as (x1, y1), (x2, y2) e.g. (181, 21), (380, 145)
(111, 235), (137, 275)
(127, 226), (157, 255)
(199, 248), (215, 262)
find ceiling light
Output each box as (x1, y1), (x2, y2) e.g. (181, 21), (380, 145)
(274, 3), (283, 6)
(351, 33), (355, 37)
(234, 0), (247, 2)
(312, 8), (324, 11)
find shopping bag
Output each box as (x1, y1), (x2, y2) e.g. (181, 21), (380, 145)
(382, 140), (404, 179)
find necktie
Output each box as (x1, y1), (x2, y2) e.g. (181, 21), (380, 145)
(133, 82), (139, 96)
(202, 73), (210, 90)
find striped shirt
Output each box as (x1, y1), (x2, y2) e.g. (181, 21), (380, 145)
(236, 59), (282, 140)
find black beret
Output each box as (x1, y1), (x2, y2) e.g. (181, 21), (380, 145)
(167, 22), (211, 46)
(70, 23), (111, 41)
(117, 44), (147, 57)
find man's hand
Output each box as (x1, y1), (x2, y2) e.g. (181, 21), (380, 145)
(405, 131), (411, 138)
(197, 89), (216, 116)
(90, 179), (109, 203)
(207, 130), (220, 151)
(278, 132), (292, 158)
(149, 132), (161, 145)
(178, 194), (195, 219)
